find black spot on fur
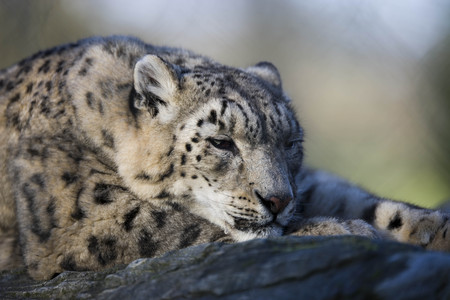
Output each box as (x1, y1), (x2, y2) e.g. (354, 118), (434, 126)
(38, 59), (51, 73)
(197, 119), (204, 127)
(16, 78), (24, 86)
(46, 198), (56, 216)
(53, 108), (66, 119)
(174, 58), (185, 65)
(9, 93), (20, 103)
(60, 255), (78, 271)
(58, 81), (66, 95)
(46, 198), (58, 229)
(208, 109), (217, 124)
(6, 81), (14, 91)
(59, 143), (84, 164)
(152, 210), (167, 228)
(93, 183), (126, 205)
(88, 236), (118, 265)
(5, 110), (21, 129)
(101, 130), (115, 148)
(179, 224), (202, 248)
(185, 144), (192, 152)
(168, 202), (184, 212)
(362, 203), (378, 225)
(191, 137), (199, 143)
(155, 190), (170, 199)
(191, 175), (198, 179)
(12, 78), (24, 89)
(62, 172), (78, 185)
(86, 92), (94, 108)
(269, 115), (276, 129)
(87, 236), (98, 254)
(98, 237), (117, 265)
(123, 206), (140, 232)
(196, 155), (202, 162)
(21, 183), (51, 242)
(181, 154), (186, 165)
(71, 188), (86, 220)
(166, 146), (174, 156)
(158, 163), (174, 182)
(117, 83), (131, 91)
(218, 120), (225, 130)
(26, 82), (33, 94)
(89, 169), (111, 176)
(55, 60), (65, 73)
(45, 81), (52, 92)
(78, 58), (92, 76)
(220, 100), (228, 116)
(30, 173), (45, 189)
(387, 211), (403, 230)
(138, 230), (159, 257)
(98, 101), (104, 114)
(56, 97), (65, 106)
(41, 47), (56, 58)
(135, 172), (152, 181)
(40, 96), (51, 115)
(17, 71), (30, 82)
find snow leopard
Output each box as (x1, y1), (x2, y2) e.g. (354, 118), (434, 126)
(0, 36), (448, 280)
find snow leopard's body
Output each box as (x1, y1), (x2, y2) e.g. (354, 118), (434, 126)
(0, 36), (448, 280)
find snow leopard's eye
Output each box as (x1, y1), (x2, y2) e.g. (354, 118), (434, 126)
(208, 137), (236, 152)
(284, 138), (303, 150)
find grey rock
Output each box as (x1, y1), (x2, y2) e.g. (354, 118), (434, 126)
(1, 236), (449, 299)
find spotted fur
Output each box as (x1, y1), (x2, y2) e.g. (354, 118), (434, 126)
(0, 36), (448, 280)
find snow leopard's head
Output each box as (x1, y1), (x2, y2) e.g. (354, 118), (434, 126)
(124, 54), (303, 240)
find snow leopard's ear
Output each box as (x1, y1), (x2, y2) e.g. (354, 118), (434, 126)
(133, 55), (180, 120)
(246, 62), (282, 89)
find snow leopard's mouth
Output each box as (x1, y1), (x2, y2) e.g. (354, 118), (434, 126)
(231, 216), (284, 236)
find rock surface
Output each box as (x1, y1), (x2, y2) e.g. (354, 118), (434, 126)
(1, 236), (449, 299)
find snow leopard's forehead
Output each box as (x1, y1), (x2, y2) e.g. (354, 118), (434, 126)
(176, 63), (303, 145)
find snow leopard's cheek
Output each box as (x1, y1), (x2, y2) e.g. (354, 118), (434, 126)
(171, 103), (238, 180)
(175, 135), (241, 190)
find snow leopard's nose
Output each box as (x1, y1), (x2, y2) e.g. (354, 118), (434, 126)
(267, 196), (292, 214)
(256, 192), (292, 215)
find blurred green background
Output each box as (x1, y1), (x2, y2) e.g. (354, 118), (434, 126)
(1, 0), (449, 208)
